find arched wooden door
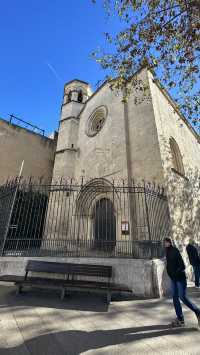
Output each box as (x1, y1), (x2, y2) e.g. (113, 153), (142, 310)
(93, 198), (116, 251)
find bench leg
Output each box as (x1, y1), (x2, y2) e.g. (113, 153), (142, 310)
(106, 292), (111, 305)
(16, 285), (23, 295)
(60, 288), (65, 300)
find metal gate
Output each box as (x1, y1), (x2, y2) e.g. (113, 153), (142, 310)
(0, 177), (171, 258)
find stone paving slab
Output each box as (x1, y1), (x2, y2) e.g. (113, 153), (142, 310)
(0, 282), (200, 355)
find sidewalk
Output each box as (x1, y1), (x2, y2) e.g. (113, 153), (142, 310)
(0, 282), (199, 355)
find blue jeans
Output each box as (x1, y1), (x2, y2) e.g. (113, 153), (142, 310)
(193, 265), (200, 287)
(171, 279), (200, 321)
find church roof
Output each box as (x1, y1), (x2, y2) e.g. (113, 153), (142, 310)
(64, 79), (89, 86)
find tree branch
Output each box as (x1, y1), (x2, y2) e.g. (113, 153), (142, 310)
(162, 9), (187, 29)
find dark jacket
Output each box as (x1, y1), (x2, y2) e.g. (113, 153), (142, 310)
(166, 245), (186, 281)
(186, 244), (200, 266)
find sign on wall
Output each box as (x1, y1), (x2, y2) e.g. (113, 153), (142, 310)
(121, 221), (129, 235)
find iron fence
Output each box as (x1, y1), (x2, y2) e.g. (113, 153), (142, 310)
(9, 114), (45, 136)
(0, 177), (171, 259)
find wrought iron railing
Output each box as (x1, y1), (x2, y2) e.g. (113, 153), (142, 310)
(0, 177), (170, 259)
(9, 114), (45, 136)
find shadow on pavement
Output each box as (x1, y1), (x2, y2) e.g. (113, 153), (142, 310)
(0, 284), (109, 312)
(0, 324), (198, 355)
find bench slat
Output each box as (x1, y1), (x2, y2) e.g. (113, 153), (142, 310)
(69, 264), (112, 277)
(26, 260), (70, 274)
(26, 260), (112, 278)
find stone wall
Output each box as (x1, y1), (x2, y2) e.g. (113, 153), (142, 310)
(75, 70), (165, 184)
(75, 83), (128, 180)
(0, 119), (57, 184)
(126, 69), (164, 184)
(0, 256), (171, 298)
(148, 71), (200, 244)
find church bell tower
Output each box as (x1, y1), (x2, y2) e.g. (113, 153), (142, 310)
(52, 79), (92, 180)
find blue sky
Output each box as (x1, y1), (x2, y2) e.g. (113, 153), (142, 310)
(0, 1), (121, 134)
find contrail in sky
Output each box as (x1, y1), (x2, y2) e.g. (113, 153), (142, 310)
(46, 61), (63, 83)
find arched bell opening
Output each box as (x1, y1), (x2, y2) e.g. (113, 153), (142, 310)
(67, 90), (72, 103)
(77, 90), (83, 103)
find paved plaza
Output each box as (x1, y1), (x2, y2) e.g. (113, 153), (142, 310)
(0, 282), (200, 355)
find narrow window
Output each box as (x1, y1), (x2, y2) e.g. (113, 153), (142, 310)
(169, 138), (185, 176)
(77, 90), (83, 103)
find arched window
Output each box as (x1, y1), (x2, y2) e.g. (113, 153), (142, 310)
(169, 138), (185, 175)
(77, 90), (83, 103)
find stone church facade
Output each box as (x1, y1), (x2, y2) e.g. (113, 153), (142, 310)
(50, 67), (200, 246)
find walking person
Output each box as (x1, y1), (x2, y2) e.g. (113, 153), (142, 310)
(186, 239), (200, 288)
(164, 237), (200, 327)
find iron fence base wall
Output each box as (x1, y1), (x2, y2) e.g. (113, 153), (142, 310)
(0, 256), (171, 298)
(2, 239), (164, 259)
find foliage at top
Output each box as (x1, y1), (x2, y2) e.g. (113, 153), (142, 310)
(92, 0), (200, 132)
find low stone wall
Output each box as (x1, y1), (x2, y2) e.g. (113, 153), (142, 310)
(152, 259), (171, 297)
(0, 256), (171, 298)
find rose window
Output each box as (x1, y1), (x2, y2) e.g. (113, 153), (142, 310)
(86, 106), (108, 137)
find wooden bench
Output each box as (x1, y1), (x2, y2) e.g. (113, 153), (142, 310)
(0, 260), (132, 304)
